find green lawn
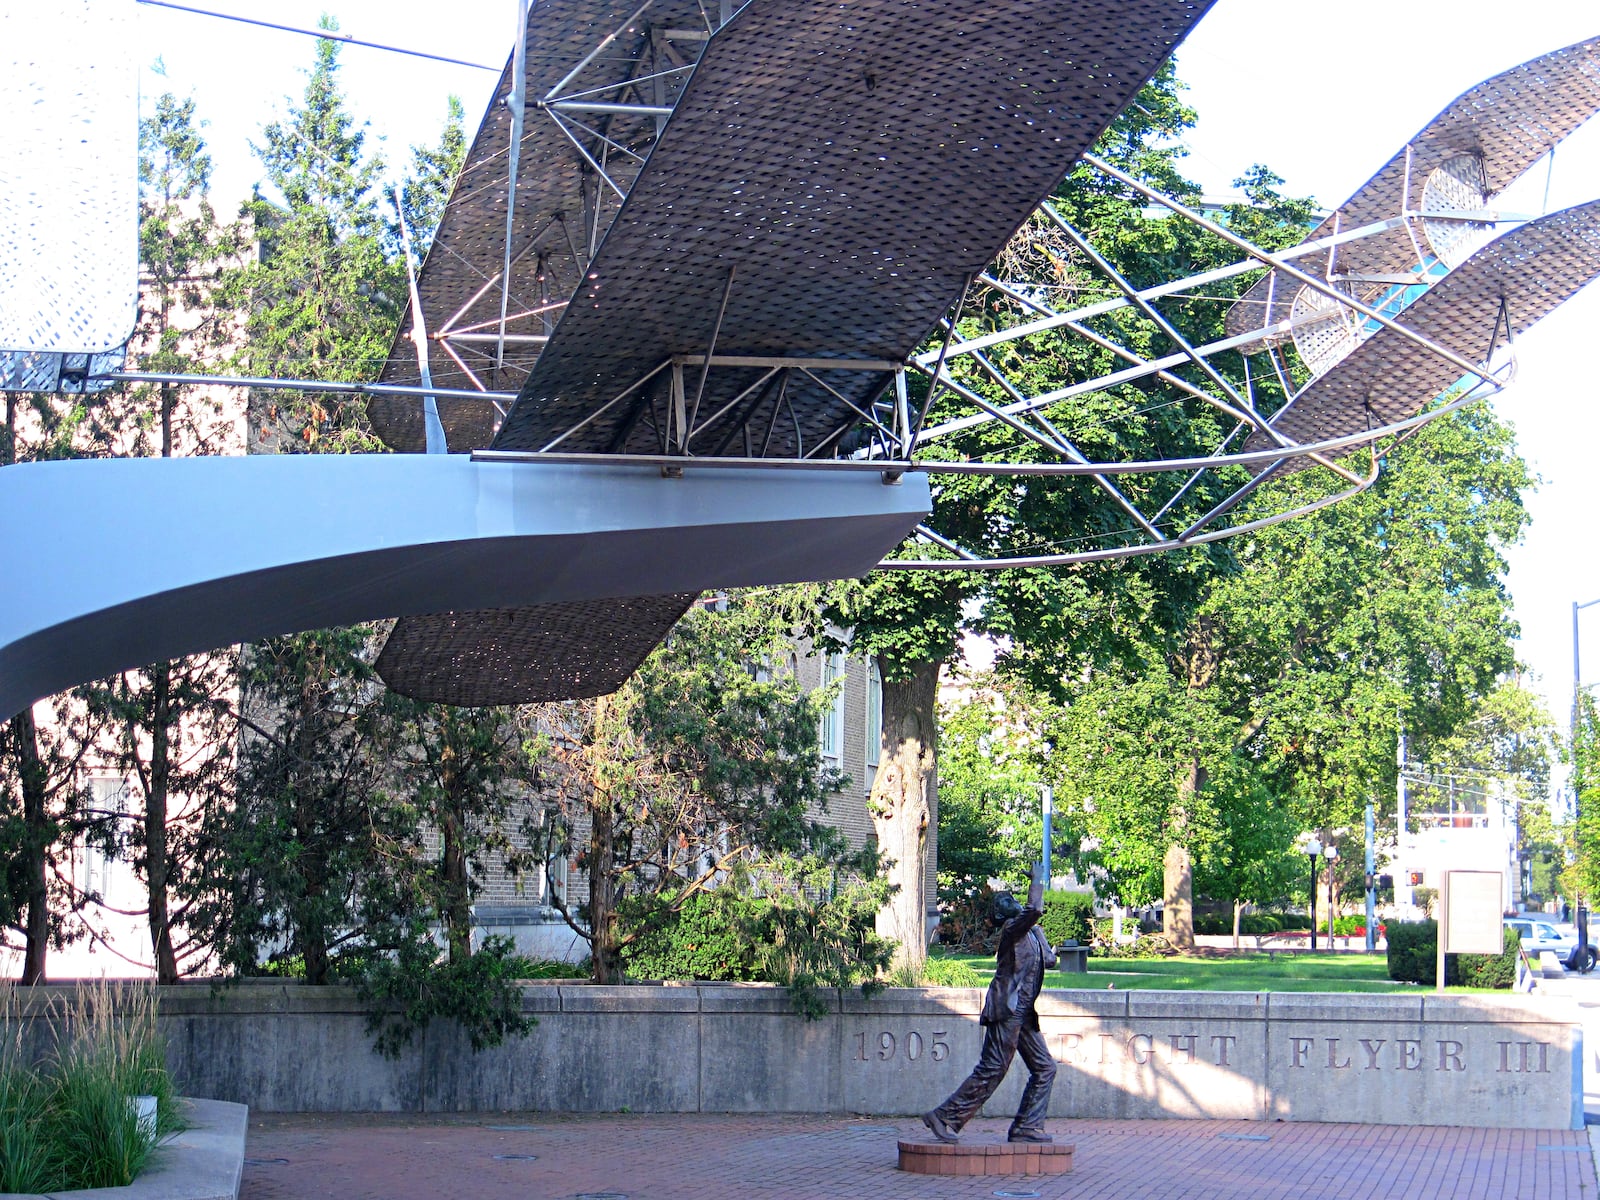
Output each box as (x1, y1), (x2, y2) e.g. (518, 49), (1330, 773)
(938, 951), (1493, 993)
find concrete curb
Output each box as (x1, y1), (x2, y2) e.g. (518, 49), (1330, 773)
(19, 1098), (247, 1200)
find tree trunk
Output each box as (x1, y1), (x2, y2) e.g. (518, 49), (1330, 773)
(294, 666), (329, 985)
(1162, 844), (1193, 948)
(11, 710), (51, 984)
(870, 657), (940, 972)
(587, 788), (620, 983)
(145, 664), (180, 983)
(441, 810), (470, 963)
(1232, 899), (1242, 951)
(586, 697), (622, 984)
(1162, 756), (1202, 949)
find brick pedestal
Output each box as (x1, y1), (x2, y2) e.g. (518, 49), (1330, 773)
(896, 1139), (1074, 1176)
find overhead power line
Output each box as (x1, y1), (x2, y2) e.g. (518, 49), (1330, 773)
(135, 0), (502, 72)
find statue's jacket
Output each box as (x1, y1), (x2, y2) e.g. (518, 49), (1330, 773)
(978, 877), (1058, 1030)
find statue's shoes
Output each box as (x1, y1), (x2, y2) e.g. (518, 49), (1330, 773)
(921, 1111), (959, 1144)
(1008, 1129), (1053, 1143)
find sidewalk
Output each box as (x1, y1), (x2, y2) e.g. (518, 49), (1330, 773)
(238, 1111), (1595, 1200)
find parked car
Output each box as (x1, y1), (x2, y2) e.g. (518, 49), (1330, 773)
(1504, 917), (1597, 973)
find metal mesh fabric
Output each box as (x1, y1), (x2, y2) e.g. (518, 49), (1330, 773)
(1, 1), (138, 393)
(371, 0), (717, 451)
(371, 0), (1209, 706)
(375, 594), (698, 706)
(490, 0), (1215, 460)
(1243, 198), (1600, 469)
(1226, 36), (1600, 344)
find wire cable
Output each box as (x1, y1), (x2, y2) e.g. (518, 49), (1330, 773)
(135, 0), (502, 71)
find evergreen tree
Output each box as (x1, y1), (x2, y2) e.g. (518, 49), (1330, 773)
(233, 19), (401, 453)
(2, 361), (121, 981)
(539, 592), (885, 987)
(76, 92), (246, 983)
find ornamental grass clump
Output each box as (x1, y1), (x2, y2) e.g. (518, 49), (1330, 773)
(0, 982), (181, 1194)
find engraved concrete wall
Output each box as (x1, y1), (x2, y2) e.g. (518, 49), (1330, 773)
(11, 982), (1578, 1128)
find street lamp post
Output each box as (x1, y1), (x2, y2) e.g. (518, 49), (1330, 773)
(1573, 598), (1600, 952)
(1306, 836), (1323, 951)
(1324, 845), (1340, 949)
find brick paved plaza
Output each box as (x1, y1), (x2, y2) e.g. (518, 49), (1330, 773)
(239, 1112), (1596, 1200)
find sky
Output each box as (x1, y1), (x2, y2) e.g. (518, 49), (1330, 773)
(129, 0), (1600, 740)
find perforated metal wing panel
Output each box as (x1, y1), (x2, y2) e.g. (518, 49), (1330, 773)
(371, 0), (718, 452)
(372, 0), (1211, 707)
(490, 0), (1214, 458)
(375, 595), (698, 706)
(1244, 199), (1600, 465)
(1226, 36), (1600, 345)
(0, 0), (138, 392)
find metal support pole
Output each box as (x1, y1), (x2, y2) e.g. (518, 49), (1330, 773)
(1397, 723), (1410, 914)
(1365, 802), (1377, 953)
(1309, 854), (1318, 952)
(1040, 785), (1054, 885)
(393, 186), (447, 454)
(497, 0), (531, 376)
(1327, 855), (1337, 952)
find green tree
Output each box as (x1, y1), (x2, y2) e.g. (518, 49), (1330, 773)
(0, 700), (109, 982)
(1, 360), (122, 982)
(1190, 775), (1303, 944)
(380, 700), (545, 964)
(538, 592), (878, 986)
(935, 675), (1064, 904)
(75, 92), (247, 983)
(196, 628), (404, 983)
(1032, 403), (1532, 938)
(233, 20), (402, 452)
(1571, 692), (1600, 907)
(820, 64), (1318, 966)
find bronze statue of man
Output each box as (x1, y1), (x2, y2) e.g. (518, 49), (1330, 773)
(922, 864), (1057, 1144)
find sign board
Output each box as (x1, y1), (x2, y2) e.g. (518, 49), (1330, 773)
(1441, 870), (1504, 955)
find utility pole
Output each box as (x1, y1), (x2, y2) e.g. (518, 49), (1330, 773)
(1572, 599), (1600, 951)
(1396, 721), (1410, 915)
(1365, 801), (1377, 953)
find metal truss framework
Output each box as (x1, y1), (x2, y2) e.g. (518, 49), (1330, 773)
(60, 13), (1600, 710)
(100, 27), (1600, 584)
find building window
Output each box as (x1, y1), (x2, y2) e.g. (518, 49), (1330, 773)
(527, 808), (570, 909)
(78, 776), (131, 900)
(819, 652), (845, 762)
(865, 659), (883, 769)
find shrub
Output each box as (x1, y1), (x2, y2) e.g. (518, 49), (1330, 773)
(354, 931), (539, 1058)
(937, 885), (999, 953)
(1322, 914), (1374, 936)
(1039, 891), (1095, 945)
(1386, 921), (1515, 987)
(0, 982), (180, 1193)
(1454, 926), (1520, 990)
(1241, 914), (1283, 935)
(1094, 934), (1180, 959)
(1386, 920), (1438, 984)
(624, 857), (893, 1019)
(622, 890), (762, 982)
(917, 951), (986, 988)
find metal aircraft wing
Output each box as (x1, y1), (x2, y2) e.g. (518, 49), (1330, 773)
(371, 0), (1215, 705)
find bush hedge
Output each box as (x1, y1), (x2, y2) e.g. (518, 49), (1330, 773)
(622, 891), (762, 981)
(1385, 920), (1518, 987)
(1191, 911), (1314, 936)
(1040, 891), (1095, 945)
